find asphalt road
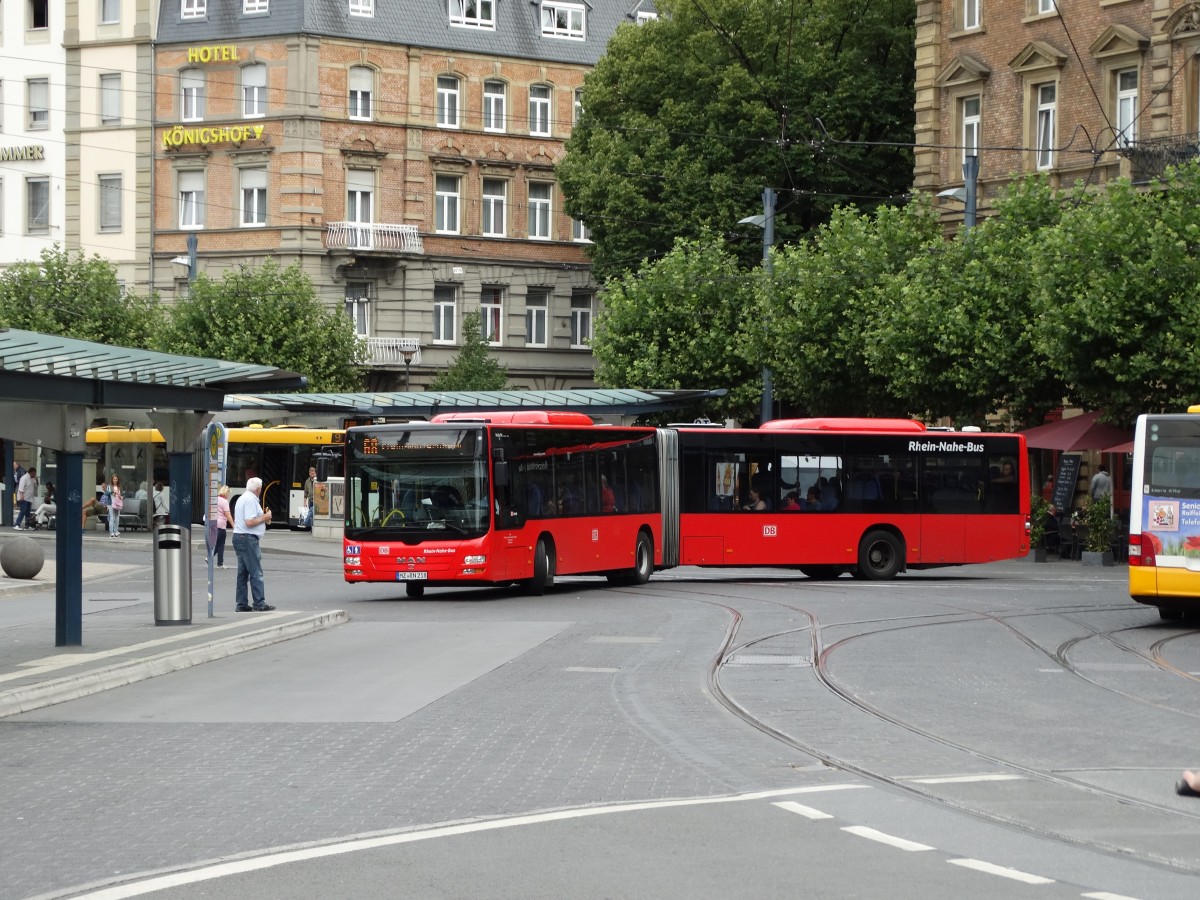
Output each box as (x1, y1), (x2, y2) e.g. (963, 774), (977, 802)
(4, 551), (1200, 900)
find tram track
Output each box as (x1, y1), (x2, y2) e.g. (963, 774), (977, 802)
(649, 580), (1200, 872)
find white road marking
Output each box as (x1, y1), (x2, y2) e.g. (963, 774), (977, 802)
(1037, 668), (1065, 673)
(948, 858), (1054, 884)
(908, 774), (1023, 784)
(772, 800), (832, 820)
(1082, 892), (1142, 900)
(841, 826), (934, 852)
(69, 785), (868, 899)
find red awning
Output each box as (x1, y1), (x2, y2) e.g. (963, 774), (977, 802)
(1017, 411), (1132, 453)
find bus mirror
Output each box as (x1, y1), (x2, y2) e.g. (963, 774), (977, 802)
(494, 460), (510, 488)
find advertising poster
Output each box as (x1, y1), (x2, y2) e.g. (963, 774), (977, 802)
(1141, 494), (1200, 566)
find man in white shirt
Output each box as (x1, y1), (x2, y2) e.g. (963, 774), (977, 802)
(14, 467), (38, 530)
(232, 477), (274, 612)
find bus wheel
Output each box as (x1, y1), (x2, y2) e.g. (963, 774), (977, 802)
(630, 533), (654, 584)
(527, 538), (554, 595)
(405, 582), (425, 599)
(1158, 605), (1184, 621)
(800, 565), (842, 580)
(857, 530), (903, 580)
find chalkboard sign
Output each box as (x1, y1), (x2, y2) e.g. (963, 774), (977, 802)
(1052, 455), (1082, 512)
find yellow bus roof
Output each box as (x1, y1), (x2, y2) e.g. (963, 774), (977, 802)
(87, 425), (344, 445)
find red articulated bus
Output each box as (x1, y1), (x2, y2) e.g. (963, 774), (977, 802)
(343, 413), (1030, 594)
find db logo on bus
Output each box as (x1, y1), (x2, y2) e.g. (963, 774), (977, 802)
(762, 525), (777, 537)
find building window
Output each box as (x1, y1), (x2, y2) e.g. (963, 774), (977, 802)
(181, 69), (204, 121)
(349, 66), (372, 121)
(573, 87), (583, 125)
(29, 0), (49, 29)
(243, 0), (268, 13)
(636, 11), (657, 24)
(529, 84), (551, 136)
(27, 78), (49, 130)
(437, 75), (460, 128)
(240, 167), (267, 226)
(1115, 69), (1138, 149)
(242, 64), (267, 118)
(345, 282), (370, 338)
(962, 0), (979, 30)
(349, 0), (373, 17)
(570, 292), (593, 348)
(480, 286), (503, 345)
(483, 80), (506, 133)
(178, 170), (205, 229)
(528, 182), (552, 240)
(181, 0), (205, 18)
(26, 176), (49, 233)
(100, 0), (121, 24)
(100, 73), (121, 125)
(571, 218), (591, 243)
(525, 288), (548, 347)
(1037, 0), (1055, 13)
(541, 1), (584, 39)
(98, 174), (122, 232)
(961, 94), (980, 166)
(434, 284), (457, 344)
(435, 174), (460, 234)
(482, 178), (506, 236)
(346, 169), (373, 224)
(1036, 82), (1056, 170)
(449, 0), (493, 28)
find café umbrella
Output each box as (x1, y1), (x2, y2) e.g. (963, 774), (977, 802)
(1017, 411), (1132, 453)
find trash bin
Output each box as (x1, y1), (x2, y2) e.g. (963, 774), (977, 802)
(153, 524), (192, 625)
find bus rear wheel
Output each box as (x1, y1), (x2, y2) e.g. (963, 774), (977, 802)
(527, 538), (554, 595)
(1158, 605), (1184, 621)
(857, 530), (903, 581)
(609, 533), (654, 586)
(405, 582), (425, 598)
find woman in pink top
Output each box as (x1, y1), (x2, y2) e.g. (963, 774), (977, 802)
(213, 485), (232, 568)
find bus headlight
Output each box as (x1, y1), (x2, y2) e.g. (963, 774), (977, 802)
(464, 555), (486, 565)
(345, 556), (361, 566)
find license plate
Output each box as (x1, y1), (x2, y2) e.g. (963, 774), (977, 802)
(396, 571), (428, 581)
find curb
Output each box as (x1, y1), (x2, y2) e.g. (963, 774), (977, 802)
(0, 609), (349, 719)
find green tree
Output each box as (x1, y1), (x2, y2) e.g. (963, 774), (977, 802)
(867, 176), (1066, 426)
(558, 0), (917, 281)
(157, 260), (365, 392)
(0, 246), (162, 345)
(764, 200), (941, 416)
(591, 234), (759, 421)
(1034, 163), (1200, 424)
(426, 311), (508, 391)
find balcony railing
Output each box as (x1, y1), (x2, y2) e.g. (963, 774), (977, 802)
(1119, 133), (1200, 183)
(325, 222), (424, 254)
(361, 336), (422, 367)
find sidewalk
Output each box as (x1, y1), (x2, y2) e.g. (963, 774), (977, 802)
(0, 526), (347, 719)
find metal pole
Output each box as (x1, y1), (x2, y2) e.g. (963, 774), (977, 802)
(962, 156), (979, 232)
(760, 186), (775, 424)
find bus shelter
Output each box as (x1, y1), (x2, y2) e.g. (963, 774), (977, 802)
(0, 329), (303, 646)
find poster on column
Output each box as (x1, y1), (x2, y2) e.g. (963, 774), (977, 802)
(205, 423), (227, 551)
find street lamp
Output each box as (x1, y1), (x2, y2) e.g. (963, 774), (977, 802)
(400, 347), (416, 391)
(739, 186), (776, 424)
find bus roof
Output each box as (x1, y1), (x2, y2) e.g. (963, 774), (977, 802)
(86, 425), (344, 445)
(759, 418), (927, 433)
(431, 411), (596, 426)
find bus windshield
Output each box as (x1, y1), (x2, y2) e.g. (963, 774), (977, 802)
(345, 427), (488, 540)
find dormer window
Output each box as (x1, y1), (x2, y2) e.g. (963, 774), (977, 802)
(181, 0), (205, 19)
(349, 0), (373, 17)
(244, 0), (268, 13)
(449, 0), (493, 28)
(541, 1), (584, 40)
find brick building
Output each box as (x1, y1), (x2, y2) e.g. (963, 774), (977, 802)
(915, 1), (1200, 224)
(153, 0), (654, 390)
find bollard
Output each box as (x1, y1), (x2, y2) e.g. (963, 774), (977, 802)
(153, 524), (192, 625)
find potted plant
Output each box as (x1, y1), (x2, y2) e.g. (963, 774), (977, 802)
(1082, 495), (1116, 566)
(1028, 494), (1049, 562)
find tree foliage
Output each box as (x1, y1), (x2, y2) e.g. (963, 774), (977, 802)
(426, 311), (508, 392)
(591, 234), (759, 421)
(558, 0), (917, 281)
(0, 246), (162, 346)
(156, 260), (366, 392)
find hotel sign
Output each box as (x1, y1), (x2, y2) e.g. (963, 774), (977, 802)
(0, 145), (46, 161)
(162, 124), (265, 149)
(187, 45), (240, 63)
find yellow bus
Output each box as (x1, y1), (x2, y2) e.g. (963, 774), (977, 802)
(1128, 407), (1200, 620)
(87, 424), (344, 528)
